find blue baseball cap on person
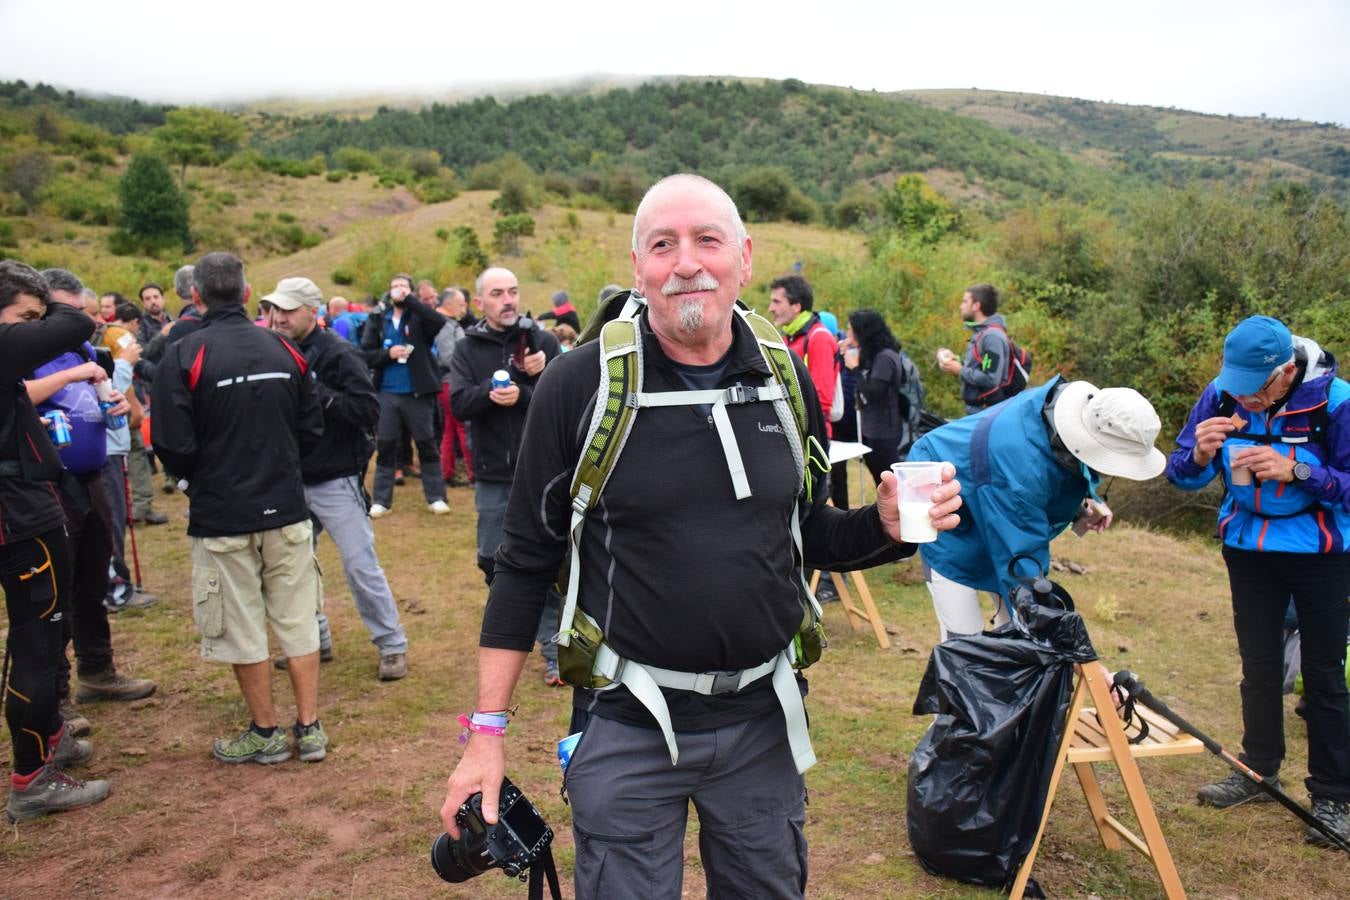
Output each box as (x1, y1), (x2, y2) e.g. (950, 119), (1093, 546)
(817, 310), (840, 337)
(1217, 315), (1293, 397)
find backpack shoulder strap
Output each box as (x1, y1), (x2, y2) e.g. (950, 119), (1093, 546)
(557, 304), (644, 650)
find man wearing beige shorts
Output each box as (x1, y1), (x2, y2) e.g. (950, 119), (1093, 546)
(152, 253), (328, 765)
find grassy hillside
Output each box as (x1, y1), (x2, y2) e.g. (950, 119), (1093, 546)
(265, 79), (1111, 208)
(897, 88), (1350, 192)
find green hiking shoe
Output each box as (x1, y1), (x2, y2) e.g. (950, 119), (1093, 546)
(212, 726), (290, 765)
(293, 721), (329, 763)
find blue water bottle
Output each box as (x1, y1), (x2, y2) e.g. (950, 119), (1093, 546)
(557, 732), (582, 774)
(44, 411), (73, 448)
(96, 382), (127, 429)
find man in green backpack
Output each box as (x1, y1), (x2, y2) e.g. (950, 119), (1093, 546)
(440, 174), (962, 898)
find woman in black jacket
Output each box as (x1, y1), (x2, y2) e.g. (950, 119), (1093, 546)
(0, 260), (109, 822)
(843, 309), (907, 484)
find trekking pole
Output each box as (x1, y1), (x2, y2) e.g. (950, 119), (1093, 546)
(121, 456), (143, 591)
(1113, 671), (1350, 854)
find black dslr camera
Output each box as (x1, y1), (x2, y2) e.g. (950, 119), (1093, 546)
(431, 776), (554, 883)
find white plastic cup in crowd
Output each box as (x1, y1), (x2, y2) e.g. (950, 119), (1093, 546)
(1227, 444), (1252, 486)
(890, 461), (944, 543)
(397, 345), (412, 364)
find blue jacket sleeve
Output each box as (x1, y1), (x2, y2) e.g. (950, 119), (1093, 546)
(1308, 379), (1350, 510)
(1166, 384), (1222, 490)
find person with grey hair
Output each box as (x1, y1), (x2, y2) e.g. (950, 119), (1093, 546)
(25, 268), (155, 729)
(153, 252), (329, 763)
(266, 276), (409, 681)
(440, 174), (964, 897)
(434, 287), (471, 486)
(173, 265), (197, 318)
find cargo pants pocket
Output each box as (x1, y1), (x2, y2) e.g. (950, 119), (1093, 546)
(572, 824), (656, 900)
(196, 535), (249, 638)
(280, 520), (323, 615)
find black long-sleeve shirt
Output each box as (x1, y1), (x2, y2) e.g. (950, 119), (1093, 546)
(297, 326), (378, 484)
(151, 305), (323, 537)
(0, 302), (95, 545)
(481, 310), (912, 731)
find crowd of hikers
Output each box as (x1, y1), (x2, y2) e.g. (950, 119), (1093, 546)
(0, 172), (1345, 893)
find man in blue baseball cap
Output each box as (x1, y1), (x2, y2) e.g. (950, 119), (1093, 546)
(1166, 314), (1350, 848)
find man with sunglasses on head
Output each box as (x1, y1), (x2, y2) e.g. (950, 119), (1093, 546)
(1167, 315), (1350, 847)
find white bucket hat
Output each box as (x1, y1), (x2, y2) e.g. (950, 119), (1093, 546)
(1051, 381), (1166, 481)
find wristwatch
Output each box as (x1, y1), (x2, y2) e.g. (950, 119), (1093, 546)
(1292, 461), (1312, 483)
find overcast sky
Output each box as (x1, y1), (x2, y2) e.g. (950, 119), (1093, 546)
(2, 0), (1347, 124)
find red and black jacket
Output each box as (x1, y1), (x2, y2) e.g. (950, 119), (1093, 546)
(0, 302), (95, 545)
(151, 305), (323, 537)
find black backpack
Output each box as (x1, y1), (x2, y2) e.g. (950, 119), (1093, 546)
(973, 322), (1032, 405)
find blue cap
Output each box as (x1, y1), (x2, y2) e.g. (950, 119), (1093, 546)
(817, 310), (840, 338)
(1217, 316), (1293, 396)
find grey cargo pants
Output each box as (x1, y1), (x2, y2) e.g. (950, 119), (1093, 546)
(565, 708), (808, 899)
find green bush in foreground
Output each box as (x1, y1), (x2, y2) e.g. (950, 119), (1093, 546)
(113, 152), (189, 254)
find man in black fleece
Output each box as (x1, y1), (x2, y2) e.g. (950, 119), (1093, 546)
(439, 176), (962, 898)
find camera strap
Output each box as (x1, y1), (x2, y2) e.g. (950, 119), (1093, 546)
(526, 846), (562, 900)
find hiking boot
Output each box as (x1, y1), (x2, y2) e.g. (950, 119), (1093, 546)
(136, 511), (169, 525)
(6, 763), (110, 823)
(428, 500), (450, 515)
(212, 726), (290, 765)
(815, 578), (840, 604)
(1305, 796), (1350, 848)
(59, 701), (91, 738)
(369, 503), (391, 519)
(106, 589), (158, 613)
(75, 668), (157, 703)
(293, 721), (329, 762)
(378, 652), (407, 681)
(50, 726), (93, 769)
(1197, 771), (1279, 809)
(544, 660), (563, 687)
(272, 645), (334, 670)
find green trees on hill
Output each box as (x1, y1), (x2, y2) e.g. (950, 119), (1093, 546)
(268, 80), (1093, 210)
(153, 107), (246, 182)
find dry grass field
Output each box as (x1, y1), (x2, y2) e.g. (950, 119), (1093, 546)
(1, 476), (1344, 897)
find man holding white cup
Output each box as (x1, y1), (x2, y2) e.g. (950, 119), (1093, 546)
(907, 376), (1166, 639)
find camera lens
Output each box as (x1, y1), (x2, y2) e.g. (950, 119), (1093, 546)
(430, 831), (491, 883)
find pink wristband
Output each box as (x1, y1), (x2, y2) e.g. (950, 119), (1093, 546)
(457, 713), (507, 742)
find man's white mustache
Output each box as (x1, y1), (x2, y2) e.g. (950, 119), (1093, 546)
(661, 273), (719, 296)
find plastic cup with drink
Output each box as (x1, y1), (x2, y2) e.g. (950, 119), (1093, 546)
(890, 460), (944, 543)
(1227, 443), (1253, 486)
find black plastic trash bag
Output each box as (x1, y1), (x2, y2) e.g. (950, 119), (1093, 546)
(906, 603), (1097, 893)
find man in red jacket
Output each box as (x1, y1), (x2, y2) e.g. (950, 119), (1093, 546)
(768, 275), (837, 435)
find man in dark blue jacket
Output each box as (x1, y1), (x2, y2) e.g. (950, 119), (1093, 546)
(152, 253), (329, 765)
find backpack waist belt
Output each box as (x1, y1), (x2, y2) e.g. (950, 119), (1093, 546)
(592, 641), (815, 773)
